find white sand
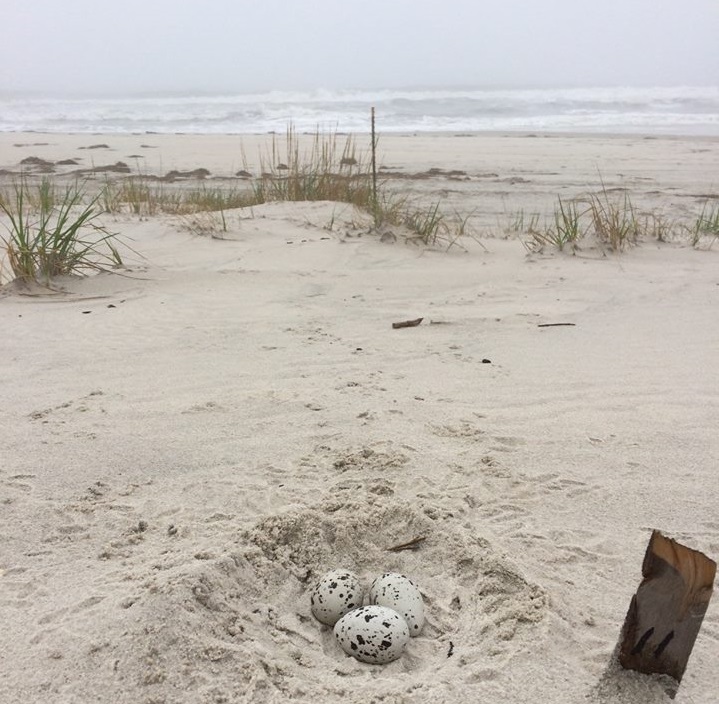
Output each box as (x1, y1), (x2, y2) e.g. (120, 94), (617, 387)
(1, 132), (718, 703)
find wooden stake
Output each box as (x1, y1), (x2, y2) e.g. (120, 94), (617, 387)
(371, 107), (378, 225)
(619, 531), (716, 686)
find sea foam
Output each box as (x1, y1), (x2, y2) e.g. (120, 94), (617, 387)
(1, 86), (717, 135)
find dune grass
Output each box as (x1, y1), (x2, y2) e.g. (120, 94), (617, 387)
(505, 209), (541, 236)
(77, 123), (475, 247)
(102, 178), (172, 216)
(5, 124), (714, 269)
(0, 179), (122, 284)
(585, 188), (640, 251)
(99, 137), (714, 253)
(239, 125), (474, 247)
(250, 126), (374, 207)
(689, 202), (719, 245)
(523, 198), (584, 252)
(101, 178), (254, 217)
(519, 189), (719, 254)
(402, 201), (444, 244)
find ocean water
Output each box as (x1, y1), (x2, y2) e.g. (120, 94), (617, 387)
(1, 86), (717, 136)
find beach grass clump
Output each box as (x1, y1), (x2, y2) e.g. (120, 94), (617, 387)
(584, 187), (640, 252)
(179, 210), (229, 236)
(33, 177), (57, 213)
(103, 179), (182, 216)
(103, 178), (155, 215)
(688, 202), (719, 246)
(699, 204), (719, 234)
(0, 179), (122, 284)
(523, 189), (641, 253)
(519, 191), (719, 252)
(552, 198), (584, 250)
(93, 122), (478, 249)
(181, 186), (253, 214)
(123, 179), (172, 216)
(506, 209), (541, 236)
(250, 126), (374, 208)
(525, 198), (584, 252)
(245, 124), (476, 247)
(400, 201), (444, 244)
(370, 193), (477, 248)
(102, 178), (255, 217)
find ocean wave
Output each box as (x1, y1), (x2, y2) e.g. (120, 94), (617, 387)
(1, 86), (717, 135)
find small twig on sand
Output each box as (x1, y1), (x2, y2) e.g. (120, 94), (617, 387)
(392, 317), (423, 329)
(387, 535), (427, 552)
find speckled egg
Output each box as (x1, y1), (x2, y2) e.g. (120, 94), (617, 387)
(369, 572), (425, 636)
(310, 569), (364, 626)
(333, 605), (410, 664)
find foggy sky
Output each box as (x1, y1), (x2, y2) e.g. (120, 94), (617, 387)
(2, 0), (717, 96)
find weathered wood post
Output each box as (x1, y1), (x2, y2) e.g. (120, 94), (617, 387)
(619, 530), (716, 693)
(371, 106), (378, 226)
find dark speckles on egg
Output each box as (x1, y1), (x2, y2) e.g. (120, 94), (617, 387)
(333, 605), (410, 664)
(310, 569), (363, 626)
(369, 573), (425, 637)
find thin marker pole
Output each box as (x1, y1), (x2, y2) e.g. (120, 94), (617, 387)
(371, 106), (378, 223)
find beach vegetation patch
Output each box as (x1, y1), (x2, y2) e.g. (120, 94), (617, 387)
(525, 197), (585, 252)
(249, 125), (373, 207)
(241, 124), (474, 248)
(102, 178), (171, 216)
(395, 200), (443, 244)
(0, 179), (123, 284)
(642, 212), (675, 243)
(101, 178), (254, 218)
(688, 202), (719, 247)
(374, 198), (478, 249)
(505, 209), (541, 236)
(585, 186), (640, 252)
(519, 190), (698, 254)
(179, 209), (230, 237)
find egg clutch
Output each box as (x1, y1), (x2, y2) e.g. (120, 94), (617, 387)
(310, 569), (425, 664)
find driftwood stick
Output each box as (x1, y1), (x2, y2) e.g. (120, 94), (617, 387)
(387, 536), (427, 552)
(537, 323), (576, 327)
(392, 317), (423, 329)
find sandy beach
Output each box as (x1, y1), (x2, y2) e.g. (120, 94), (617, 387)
(1, 131), (718, 704)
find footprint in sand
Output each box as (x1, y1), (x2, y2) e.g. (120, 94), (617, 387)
(430, 421), (485, 440)
(28, 390), (107, 425)
(4, 473), (36, 493)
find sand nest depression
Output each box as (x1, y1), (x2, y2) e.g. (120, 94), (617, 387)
(104, 489), (547, 704)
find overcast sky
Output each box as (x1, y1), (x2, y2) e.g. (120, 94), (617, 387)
(2, 0), (717, 96)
